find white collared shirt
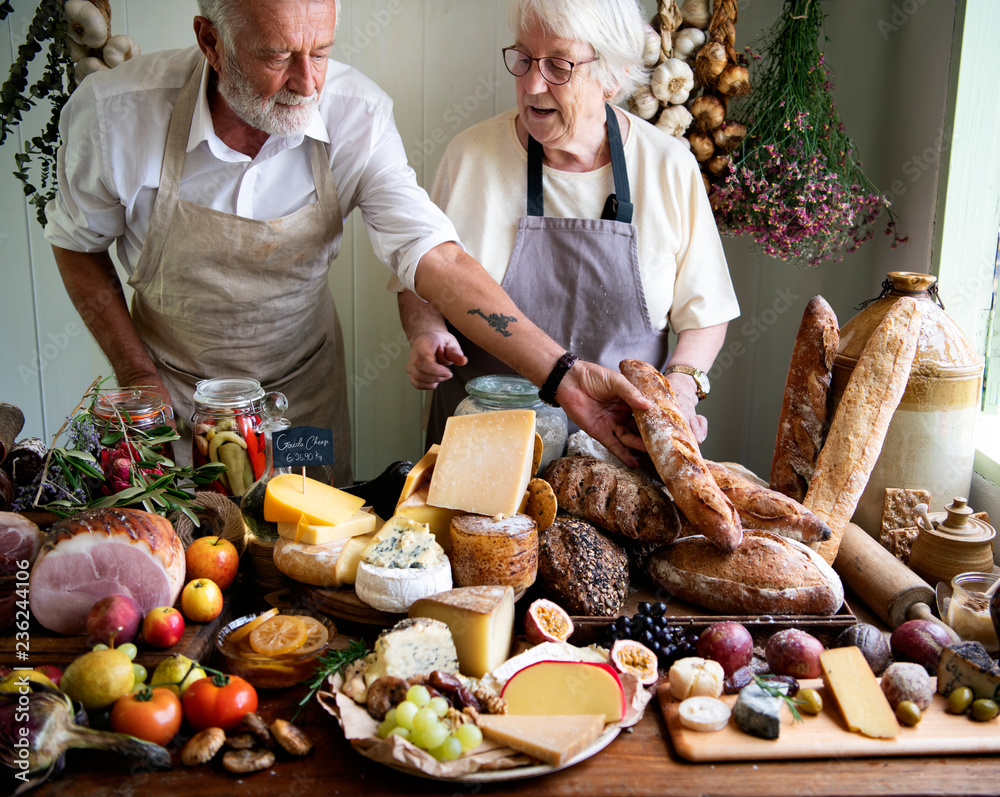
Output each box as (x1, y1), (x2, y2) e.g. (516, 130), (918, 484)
(44, 46), (457, 292)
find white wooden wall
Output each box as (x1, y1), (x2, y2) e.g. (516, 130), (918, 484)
(0, 0), (973, 482)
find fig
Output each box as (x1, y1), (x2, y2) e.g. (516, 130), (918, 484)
(889, 619), (952, 673)
(835, 623), (891, 675)
(524, 598), (574, 644)
(696, 621), (753, 677)
(764, 628), (824, 679)
(610, 639), (659, 685)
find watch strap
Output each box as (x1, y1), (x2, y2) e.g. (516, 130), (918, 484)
(539, 352), (579, 407)
(663, 365), (708, 400)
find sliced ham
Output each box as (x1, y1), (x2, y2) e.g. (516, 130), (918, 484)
(29, 508), (186, 635)
(0, 511), (45, 578)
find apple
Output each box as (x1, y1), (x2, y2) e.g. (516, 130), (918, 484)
(86, 593), (144, 646)
(890, 619), (954, 672)
(34, 664), (63, 688)
(697, 621), (754, 677)
(142, 606), (186, 649)
(180, 578), (223, 623)
(765, 628), (825, 679)
(185, 536), (239, 590)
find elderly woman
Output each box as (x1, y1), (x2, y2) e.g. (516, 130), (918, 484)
(397, 0), (739, 445)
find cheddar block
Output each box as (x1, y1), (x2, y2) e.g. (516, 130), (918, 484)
(819, 646), (899, 738)
(395, 444), (440, 509)
(334, 533), (375, 586)
(264, 474), (365, 525)
(476, 713), (604, 767)
(394, 486), (462, 552)
(500, 660), (625, 723)
(428, 409), (536, 517)
(276, 509), (377, 545)
(408, 586), (514, 678)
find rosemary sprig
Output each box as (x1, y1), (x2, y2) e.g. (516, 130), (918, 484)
(293, 639), (369, 720)
(752, 675), (804, 723)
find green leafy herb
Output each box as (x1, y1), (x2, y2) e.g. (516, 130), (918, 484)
(294, 639), (369, 721)
(753, 674), (804, 723)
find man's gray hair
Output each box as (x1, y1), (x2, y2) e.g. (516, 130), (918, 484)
(507, 0), (649, 101)
(197, 0), (341, 50)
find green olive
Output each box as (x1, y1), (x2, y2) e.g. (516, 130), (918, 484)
(971, 699), (999, 722)
(946, 686), (975, 715)
(895, 700), (922, 726)
(796, 688), (823, 715)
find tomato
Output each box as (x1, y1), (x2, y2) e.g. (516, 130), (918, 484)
(182, 674), (258, 731)
(110, 686), (183, 747)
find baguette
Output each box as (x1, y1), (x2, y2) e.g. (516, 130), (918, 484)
(770, 296), (839, 502)
(805, 297), (923, 564)
(620, 359), (742, 551)
(647, 530), (845, 616)
(705, 461), (831, 543)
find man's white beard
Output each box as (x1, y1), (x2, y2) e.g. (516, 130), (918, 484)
(217, 53), (320, 138)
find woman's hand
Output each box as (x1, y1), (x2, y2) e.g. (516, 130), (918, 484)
(405, 330), (468, 390)
(665, 373), (707, 442)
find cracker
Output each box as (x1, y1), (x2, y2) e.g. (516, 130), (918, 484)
(524, 477), (557, 531)
(532, 432), (543, 476)
(880, 526), (920, 565)
(881, 487), (931, 535)
(973, 510), (990, 525)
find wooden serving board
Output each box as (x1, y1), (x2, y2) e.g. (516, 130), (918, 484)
(659, 677), (1000, 761)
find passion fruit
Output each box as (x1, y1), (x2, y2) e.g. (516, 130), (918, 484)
(610, 639), (659, 685)
(524, 598), (574, 644)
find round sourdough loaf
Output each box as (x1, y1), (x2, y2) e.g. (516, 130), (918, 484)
(647, 529), (844, 615)
(449, 513), (537, 591)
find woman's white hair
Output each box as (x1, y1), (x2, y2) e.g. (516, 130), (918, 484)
(197, 0), (341, 50)
(507, 0), (649, 101)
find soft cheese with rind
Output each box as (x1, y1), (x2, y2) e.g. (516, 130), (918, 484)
(362, 617), (460, 687)
(733, 682), (783, 740)
(937, 641), (1000, 701)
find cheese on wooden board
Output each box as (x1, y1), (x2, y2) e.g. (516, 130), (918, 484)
(427, 409), (537, 517)
(355, 557), (453, 614)
(819, 646), (900, 738)
(264, 474), (365, 525)
(363, 617), (459, 687)
(476, 713), (605, 767)
(394, 486), (463, 552)
(408, 586), (514, 678)
(395, 444), (440, 508)
(485, 641), (608, 690)
(333, 533), (374, 586)
(937, 641), (1000, 701)
(733, 682), (783, 739)
(500, 660), (625, 722)
(276, 508), (377, 545)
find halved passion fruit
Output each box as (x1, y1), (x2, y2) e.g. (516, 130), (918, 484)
(524, 598), (574, 644)
(610, 639), (659, 685)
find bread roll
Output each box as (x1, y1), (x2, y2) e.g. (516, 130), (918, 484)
(705, 461), (831, 543)
(805, 297), (923, 563)
(273, 536), (349, 587)
(770, 296), (839, 502)
(449, 514), (537, 591)
(647, 530), (844, 616)
(620, 359), (742, 551)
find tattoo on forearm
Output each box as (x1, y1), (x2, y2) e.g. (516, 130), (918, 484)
(467, 309), (517, 337)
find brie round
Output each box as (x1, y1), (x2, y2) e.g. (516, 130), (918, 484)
(355, 557), (453, 614)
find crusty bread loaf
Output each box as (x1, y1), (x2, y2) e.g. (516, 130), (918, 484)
(705, 461), (831, 543)
(805, 297), (923, 564)
(273, 536), (347, 587)
(543, 455), (682, 544)
(620, 359), (742, 551)
(647, 530), (845, 616)
(770, 296), (839, 502)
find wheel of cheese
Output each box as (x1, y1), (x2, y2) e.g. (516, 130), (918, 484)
(354, 557), (453, 614)
(449, 513), (538, 591)
(272, 537), (348, 587)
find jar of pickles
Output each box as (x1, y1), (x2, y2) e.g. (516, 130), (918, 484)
(191, 378), (287, 498)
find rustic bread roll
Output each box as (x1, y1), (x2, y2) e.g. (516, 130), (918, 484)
(272, 536), (348, 587)
(647, 530), (844, 616)
(543, 455), (682, 544)
(805, 297), (923, 563)
(449, 513), (537, 591)
(620, 359), (742, 551)
(770, 296), (839, 502)
(705, 461), (831, 543)
(536, 515), (629, 617)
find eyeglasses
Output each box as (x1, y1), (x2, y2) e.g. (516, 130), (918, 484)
(502, 47), (597, 85)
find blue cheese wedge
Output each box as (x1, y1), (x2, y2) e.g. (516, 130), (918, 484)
(363, 617), (460, 687)
(733, 682), (783, 740)
(937, 641), (1000, 701)
(361, 515), (442, 568)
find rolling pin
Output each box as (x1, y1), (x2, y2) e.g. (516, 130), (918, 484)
(833, 521), (958, 639)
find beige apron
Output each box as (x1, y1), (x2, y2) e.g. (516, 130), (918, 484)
(128, 58), (351, 486)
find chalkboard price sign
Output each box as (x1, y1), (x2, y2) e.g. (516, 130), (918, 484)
(271, 426), (336, 467)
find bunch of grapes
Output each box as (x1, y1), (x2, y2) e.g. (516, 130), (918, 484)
(606, 602), (699, 669)
(378, 684), (483, 761)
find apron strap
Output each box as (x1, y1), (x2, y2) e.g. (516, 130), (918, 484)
(525, 103), (632, 223)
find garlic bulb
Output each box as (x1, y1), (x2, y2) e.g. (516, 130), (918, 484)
(629, 86), (660, 121)
(66, 38), (90, 63)
(689, 94), (726, 132)
(713, 121), (747, 153)
(716, 64), (750, 97)
(74, 56), (110, 82)
(687, 130), (715, 162)
(679, 0), (711, 30)
(102, 34), (140, 68)
(655, 105), (693, 137)
(642, 24), (661, 68)
(694, 41), (728, 88)
(651, 59), (694, 106)
(672, 28), (706, 60)
(64, 0), (109, 49)
(707, 154), (731, 177)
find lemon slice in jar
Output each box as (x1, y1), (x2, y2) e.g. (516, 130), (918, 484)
(249, 615), (308, 657)
(292, 616), (331, 657)
(227, 608), (280, 646)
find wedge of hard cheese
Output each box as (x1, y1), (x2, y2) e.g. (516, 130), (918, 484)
(276, 508), (377, 544)
(476, 713), (605, 767)
(395, 444), (440, 508)
(819, 646), (899, 738)
(264, 474), (366, 525)
(394, 486), (462, 552)
(500, 660), (625, 723)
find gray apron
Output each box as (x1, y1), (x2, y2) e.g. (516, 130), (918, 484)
(427, 104), (670, 443)
(128, 57), (351, 486)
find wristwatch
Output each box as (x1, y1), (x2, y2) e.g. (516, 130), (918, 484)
(663, 365), (710, 401)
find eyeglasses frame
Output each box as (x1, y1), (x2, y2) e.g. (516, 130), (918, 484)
(501, 46), (598, 86)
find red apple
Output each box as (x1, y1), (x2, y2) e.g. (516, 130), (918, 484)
(697, 621), (754, 677)
(185, 536), (239, 590)
(890, 619), (954, 672)
(86, 593), (144, 646)
(765, 628), (825, 679)
(142, 606), (186, 649)
(33, 664), (63, 688)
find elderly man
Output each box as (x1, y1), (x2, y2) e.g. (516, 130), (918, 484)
(45, 0), (649, 485)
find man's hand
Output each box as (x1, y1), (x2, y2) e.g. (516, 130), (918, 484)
(405, 330), (468, 390)
(554, 361), (652, 468)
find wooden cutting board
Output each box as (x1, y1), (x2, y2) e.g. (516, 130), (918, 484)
(659, 677), (1000, 761)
